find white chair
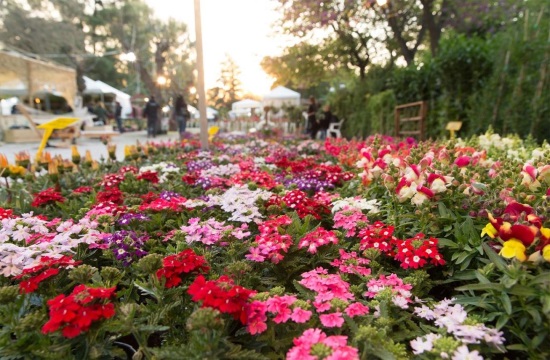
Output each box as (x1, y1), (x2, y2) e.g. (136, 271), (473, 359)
(327, 118), (344, 138)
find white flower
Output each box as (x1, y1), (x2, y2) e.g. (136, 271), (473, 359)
(451, 345), (483, 360)
(410, 333), (441, 355)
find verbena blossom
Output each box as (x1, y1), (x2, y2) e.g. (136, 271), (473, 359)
(31, 188), (65, 207)
(188, 275), (256, 324)
(156, 249), (209, 288)
(364, 274), (413, 309)
(298, 227), (339, 254)
(414, 299), (505, 347)
(102, 230), (149, 265)
(0, 215), (102, 276)
(330, 249), (371, 277)
(180, 218), (233, 245)
(206, 185), (273, 223)
(139, 162), (180, 183)
(117, 213), (150, 226)
(42, 285), (116, 338)
(15, 255), (81, 293)
(246, 215), (293, 263)
(332, 206), (368, 237)
(286, 328), (359, 360)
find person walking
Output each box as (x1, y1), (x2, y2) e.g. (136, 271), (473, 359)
(143, 96), (160, 138)
(174, 94), (189, 140)
(114, 101), (124, 133)
(307, 96), (319, 140)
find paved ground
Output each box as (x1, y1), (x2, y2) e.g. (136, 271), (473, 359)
(0, 129), (201, 163)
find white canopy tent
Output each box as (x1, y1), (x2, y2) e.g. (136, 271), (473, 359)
(261, 86), (301, 108)
(94, 80), (132, 119)
(232, 99), (261, 111)
(83, 76), (132, 118)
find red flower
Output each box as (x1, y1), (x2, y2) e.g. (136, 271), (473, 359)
(16, 256), (81, 293)
(73, 186), (93, 194)
(157, 249), (210, 288)
(188, 275), (256, 324)
(137, 170), (160, 184)
(31, 188), (65, 207)
(42, 285), (116, 338)
(96, 187), (124, 205)
(0, 207), (16, 220)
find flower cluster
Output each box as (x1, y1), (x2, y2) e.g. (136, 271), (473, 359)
(99, 173), (125, 188)
(31, 188), (65, 207)
(205, 185), (273, 223)
(332, 206), (368, 237)
(102, 230), (149, 265)
(364, 274), (413, 309)
(286, 328), (359, 360)
(281, 190), (329, 219)
(180, 217), (233, 245)
(299, 268), (368, 327)
(298, 227), (339, 254)
(358, 221), (445, 269)
(482, 202), (550, 262)
(16, 255), (81, 293)
(412, 299), (505, 357)
(0, 207), (16, 220)
(42, 285), (116, 338)
(117, 212), (150, 226)
(188, 275), (256, 324)
(246, 215), (292, 263)
(156, 249), (209, 288)
(0, 216), (102, 277)
(330, 249), (371, 276)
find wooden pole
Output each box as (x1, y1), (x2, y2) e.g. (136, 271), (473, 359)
(194, 0), (209, 150)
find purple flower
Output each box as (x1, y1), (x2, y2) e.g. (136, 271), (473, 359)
(117, 213), (151, 226)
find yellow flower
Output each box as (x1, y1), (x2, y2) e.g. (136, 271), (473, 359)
(8, 165), (25, 176)
(542, 245), (550, 262)
(540, 227), (550, 240)
(500, 239), (527, 262)
(481, 223), (498, 238)
(208, 126), (219, 141)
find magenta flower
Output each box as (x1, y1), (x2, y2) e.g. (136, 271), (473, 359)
(320, 312), (344, 328)
(345, 302), (370, 318)
(290, 308), (312, 323)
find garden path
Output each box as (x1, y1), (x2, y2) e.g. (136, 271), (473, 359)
(0, 129), (200, 163)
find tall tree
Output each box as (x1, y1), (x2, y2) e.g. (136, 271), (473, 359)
(275, 0), (382, 80)
(207, 55), (243, 110)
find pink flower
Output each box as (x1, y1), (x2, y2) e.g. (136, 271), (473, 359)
(345, 302), (369, 318)
(290, 308), (312, 323)
(320, 312), (345, 328)
(454, 156), (471, 167)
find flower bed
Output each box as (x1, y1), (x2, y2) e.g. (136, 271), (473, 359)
(0, 132), (548, 359)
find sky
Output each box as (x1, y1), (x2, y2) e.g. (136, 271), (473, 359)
(145, 0), (287, 97)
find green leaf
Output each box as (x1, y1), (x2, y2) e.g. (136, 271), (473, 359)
(481, 242), (507, 272)
(507, 344), (528, 351)
(495, 314), (509, 329)
(437, 238), (459, 248)
(455, 283), (504, 292)
(500, 292), (512, 315)
(134, 280), (161, 302)
(508, 285), (537, 297)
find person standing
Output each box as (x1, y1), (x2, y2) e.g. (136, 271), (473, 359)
(94, 102), (108, 126)
(143, 96), (160, 138)
(307, 96), (319, 140)
(115, 101), (124, 133)
(174, 94), (189, 140)
(319, 104), (333, 140)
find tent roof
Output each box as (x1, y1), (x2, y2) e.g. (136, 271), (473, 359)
(262, 86), (300, 99)
(83, 76), (105, 94)
(94, 80), (131, 99)
(232, 99), (261, 110)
